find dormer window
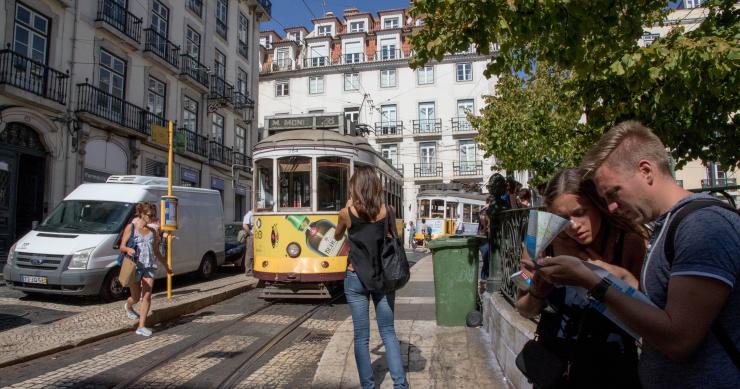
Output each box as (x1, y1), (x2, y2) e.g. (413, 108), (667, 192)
(318, 25), (332, 36)
(349, 21), (365, 33)
(383, 17), (399, 29)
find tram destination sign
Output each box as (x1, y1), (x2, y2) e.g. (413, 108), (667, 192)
(267, 114), (343, 132)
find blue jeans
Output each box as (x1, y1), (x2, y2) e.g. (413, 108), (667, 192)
(344, 271), (407, 389)
(479, 241), (490, 281)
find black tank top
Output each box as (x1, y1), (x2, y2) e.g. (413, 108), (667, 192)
(347, 206), (386, 291)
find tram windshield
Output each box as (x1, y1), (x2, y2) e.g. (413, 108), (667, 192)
(419, 199), (430, 219)
(317, 157), (349, 211)
(279, 156), (311, 210)
(255, 159), (274, 212)
(431, 199), (444, 219)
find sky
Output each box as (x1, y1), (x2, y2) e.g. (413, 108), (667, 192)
(261, 0), (412, 33)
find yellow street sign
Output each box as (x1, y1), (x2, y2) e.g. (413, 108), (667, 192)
(152, 124), (168, 146)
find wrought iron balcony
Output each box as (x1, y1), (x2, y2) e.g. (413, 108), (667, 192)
(233, 151), (250, 167)
(343, 53), (364, 64)
(233, 91), (254, 111)
(303, 56), (330, 68)
(0, 48), (69, 105)
(180, 55), (209, 89)
(96, 0), (142, 43)
(271, 59), (294, 72)
(451, 116), (475, 133)
(209, 140), (234, 166)
(374, 121), (403, 138)
(373, 49), (402, 61)
(76, 83), (153, 136)
(176, 127), (208, 157)
(414, 163), (443, 178)
(702, 178), (737, 188)
(412, 119), (442, 135)
(144, 28), (180, 69)
(453, 161), (483, 177)
(209, 75), (234, 103)
(186, 0), (202, 17)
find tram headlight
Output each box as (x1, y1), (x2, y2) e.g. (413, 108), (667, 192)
(286, 242), (301, 258)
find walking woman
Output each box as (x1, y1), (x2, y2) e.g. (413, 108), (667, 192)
(517, 168), (647, 388)
(120, 202), (173, 337)
(334, 166), (407, 389)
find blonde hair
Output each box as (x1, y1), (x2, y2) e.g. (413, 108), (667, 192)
(581, 121), (671, 178)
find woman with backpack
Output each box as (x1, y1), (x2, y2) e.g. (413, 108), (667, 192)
(334, 166), (408, 389)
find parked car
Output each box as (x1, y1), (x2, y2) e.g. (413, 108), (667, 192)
(224, 223), (247, 272)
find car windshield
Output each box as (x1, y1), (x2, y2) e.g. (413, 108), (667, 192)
(36, 200), (134, 234)
(224, 224), (241, 242)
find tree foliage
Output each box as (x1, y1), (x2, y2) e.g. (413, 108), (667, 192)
(410, 0), (739, 179)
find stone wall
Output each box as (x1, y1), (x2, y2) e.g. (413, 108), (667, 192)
(481, 292), (536, 389)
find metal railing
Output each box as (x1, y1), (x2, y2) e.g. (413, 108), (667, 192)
(702, 178), (737, 188)
(452, 116), (475, 132)
(272, 59), (293, 72)
(453, 161), (483, 176)
(233, 91), (254, 110)
(412, 119), (442, 134)
(144, 28), (180, 69)
(343, 53), (364, 64)
(76, 83), (150, 136)
(209, 140), (234, 165)
(0, 48), (68, 104)
(96, 0), (142, 43)
(373, 48), (402, 61)
(304, 56), (330, 68)
(186, 0), (202, 17)
(176, 127), (208, 157)
(489, 208), (532, 306)
(414, 162), (443, 178)
(233, 151), (249, 166)
(209, 74), (234, 102)
(374, 121), (403, 136)
(180, 55), (209, 88)
(216, 18), (227, 39)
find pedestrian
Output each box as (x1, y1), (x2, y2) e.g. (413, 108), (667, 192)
(333, 166), (408, 389)
(121, 202), (173, 337)
(420, 218), (430, 245)
(478, 198), (491, 294)
(518, 188), (532, 207)
(455, 214), (464, 234)
(243, 208), (254, 274)
(536, 121), (740, 388)
(517, 168), (647, 388)
(408, 221), (416, 249)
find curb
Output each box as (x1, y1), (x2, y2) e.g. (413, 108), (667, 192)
(0, 279), (257, 369)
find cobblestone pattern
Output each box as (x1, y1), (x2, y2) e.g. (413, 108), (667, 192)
(130, 335), (257, 389)
(2, 335), (185, 388)
(191, 314), (244, 324)
(236, 338), (327, 389)
(244, 314), (341, 332)
(0, 298), (89, 313)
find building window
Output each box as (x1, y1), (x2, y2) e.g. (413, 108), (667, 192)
(417, 65), (434, 85)
(147, 76), (166, 117)
(215, 0), (228, 39)
(187, 0), (202, 17)
(14, 3), (50, 64)
(309, 76), (324, 94)
(380, 104), (397, 134)
(344, 107), (359, 129)
(349, 21), (365, 32)
(151, 1), (169, 39)
(237, 68), (248, 96)
(344, 73), (359, 91)
(418, 102), (436, 132)
(238, 13), (249, 59)
(99, 49), (126, 107)
(685, 0), (704, 8)
(183, 96), (199, 132)
(344, 41), (362, 63)
(383, 17), (400, 29)
(456, 63), (473, 82)
(380, 69), (396, 88)
(381, 144), (398, 167)
(459, 139), (477, 171)
(214, 49), (226, 78)
(211, 113), (224, 143)
(318, 25), (332, 36)
(642, 32), (660, 47)
(235, 125), (246, 155)
(185, 27), (201, 60)
(275, 80), (289, 96)
(419, 142), (437, 171)
(380, 38), (397, 60)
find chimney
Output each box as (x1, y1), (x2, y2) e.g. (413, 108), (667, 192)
(325, 11), (334, 17)
(344, 7), (359, 17)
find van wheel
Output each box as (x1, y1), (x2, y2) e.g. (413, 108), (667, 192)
(198, 254), (216, 280)
(100, 268), (127, 302)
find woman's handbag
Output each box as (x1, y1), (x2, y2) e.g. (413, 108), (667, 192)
(118, 256), (137, 287)
(380, 207), (410, 292)
(515, 338), (568, 388)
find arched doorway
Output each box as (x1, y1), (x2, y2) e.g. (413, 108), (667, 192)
(0, 123), (47, 264)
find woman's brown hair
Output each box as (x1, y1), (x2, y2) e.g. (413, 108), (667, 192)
(134, 202), (155, 218)
(349, 165), (383, 221)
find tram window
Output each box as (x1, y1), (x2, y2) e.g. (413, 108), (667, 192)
(472, 205), (480, 223)
(419, 199), (430, 218)
(446, 202), (458, 219)
(278, 156), (311, 210)
(463, 203), (472, 223)
(317, 156), (349, 211)
(431, 199), (444, 219)
(255, 159), (274, 211)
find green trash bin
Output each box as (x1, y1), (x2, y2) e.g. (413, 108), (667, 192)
(427, 235), (485, 326)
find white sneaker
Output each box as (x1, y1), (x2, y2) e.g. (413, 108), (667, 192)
(124, 303), (139, 320)
(135, 327), (152, 337)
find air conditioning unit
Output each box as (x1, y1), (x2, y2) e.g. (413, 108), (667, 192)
(106, 175), (169, 185)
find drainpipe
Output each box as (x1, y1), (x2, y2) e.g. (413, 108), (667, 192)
(63, 0), (81, 195)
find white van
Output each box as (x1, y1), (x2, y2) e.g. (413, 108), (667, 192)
(3, 176), (225, 301)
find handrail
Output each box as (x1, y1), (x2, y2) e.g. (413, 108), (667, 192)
(180, 54), (209, 88)
(453, 161), (483, 176)
(176, 127), (208, 157)
(414, 162), (443, 178)
(0, 48), (68, 104)
(412, 119), (443, 134)
(374, 121), (403, 136)
(144, 28), (180, 69)
(76, 83), (152, 135)
(96, 0), (142, 43)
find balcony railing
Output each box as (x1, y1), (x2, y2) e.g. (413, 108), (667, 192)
(209, 140), (234, 165)
(702, 178), (737, 188)
(374, 49), (402, 61)
(180, 55), (209, 88)
(374, 121), (403, 136)
(304, 56), (330, 68)
(176, 127), (208, 157)
(414, 163), (443, 178)
(233, 91), (254, 111)
(412, 119), (443, 134)
(144, 28), (180, 69)
(0, 48), (69, 105)
(96, 0), (142, 43)
(233, 151), (249, 166)
(76, 83), (150, 136)
(209, 75), (234, 102)
(453, 161), (483, 176)
(272, 59), (294, 72)
(451, 116), (475, 132)
(343, 53), (364, 64)
(186, 0), (202, 17)
(216, 18), (227, 39)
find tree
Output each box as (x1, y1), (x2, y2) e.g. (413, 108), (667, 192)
(410, 0), (739, 177)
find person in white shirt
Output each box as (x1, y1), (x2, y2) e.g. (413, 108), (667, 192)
(455, 216), (464, 235)
(242, 210), (253, 274)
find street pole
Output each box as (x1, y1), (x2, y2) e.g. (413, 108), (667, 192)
(167, 120), (173, 301)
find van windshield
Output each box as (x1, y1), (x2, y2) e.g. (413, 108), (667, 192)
(36, 201), (134, 234)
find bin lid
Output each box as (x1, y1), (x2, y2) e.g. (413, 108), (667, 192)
(427, 235), (486, 250)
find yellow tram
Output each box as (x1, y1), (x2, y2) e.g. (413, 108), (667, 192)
(251, 124), (403, 299)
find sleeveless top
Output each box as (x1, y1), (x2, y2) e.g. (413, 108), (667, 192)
(347, 206), (386, 291)
(133, 228), (157, 269)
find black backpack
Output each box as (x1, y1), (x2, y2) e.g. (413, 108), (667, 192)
(381, 207), (410, 292)
(663, 198), (740, 370)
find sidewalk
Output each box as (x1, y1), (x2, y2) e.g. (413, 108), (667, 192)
(0, 274), (257, 368)
(312, 255), (511, 388)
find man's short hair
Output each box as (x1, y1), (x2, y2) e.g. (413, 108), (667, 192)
(581, 120), (671, 178)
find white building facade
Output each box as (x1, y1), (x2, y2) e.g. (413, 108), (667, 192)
(258, 8), (498, 221)
(0, 0), (271, 264)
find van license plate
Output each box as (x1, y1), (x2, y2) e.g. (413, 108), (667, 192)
(21, 275), (48, 285)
